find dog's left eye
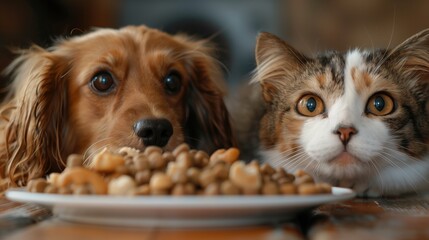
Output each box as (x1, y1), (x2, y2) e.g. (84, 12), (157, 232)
(163, 71), (182, 94)
(90, 72), (116, 94)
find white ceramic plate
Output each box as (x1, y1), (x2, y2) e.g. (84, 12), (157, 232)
(6, 187), (355, 228)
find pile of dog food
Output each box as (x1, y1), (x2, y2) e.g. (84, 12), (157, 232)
(27, 144), (332, 196)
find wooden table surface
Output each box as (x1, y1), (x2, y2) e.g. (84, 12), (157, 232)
(1, 193), (429, 240)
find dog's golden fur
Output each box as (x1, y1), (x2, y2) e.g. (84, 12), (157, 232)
(0, 25), (235, 191)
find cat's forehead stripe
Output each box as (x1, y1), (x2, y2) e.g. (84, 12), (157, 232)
(345, 50), (372, 94)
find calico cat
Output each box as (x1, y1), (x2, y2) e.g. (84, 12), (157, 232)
(244, 29), (429, 197)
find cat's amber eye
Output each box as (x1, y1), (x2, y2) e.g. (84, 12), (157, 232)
(366, 93), (395, 116)
(296, 94), (325, 117)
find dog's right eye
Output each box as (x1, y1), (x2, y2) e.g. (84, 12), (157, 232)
(90, 72), (116, 94)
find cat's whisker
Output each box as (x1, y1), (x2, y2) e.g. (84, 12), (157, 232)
(367, 159), (384, 195)
(270, 149), (307, 169)
(263, 144), (305, 167)
(381, 145), (428, 164)
(280, 151), (311, 171)
(375, 5), (397, 72)
(380, 150), (429, 184)
(378, 155), (421, 194)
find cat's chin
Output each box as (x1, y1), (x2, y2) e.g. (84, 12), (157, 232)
(329, 152), (361, 166)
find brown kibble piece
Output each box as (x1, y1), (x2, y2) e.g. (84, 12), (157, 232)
(229, 161), (261, 192)
(194, 150), (209, 167)
(298, 183), (320, 195)
(187, 167), (201, 184)
(118, 147), (140, 157)
(150, 189), (169, 195)
(171, 184), (187, 196)
(295, 175), (315, 185)
(134, 154), (150, 171)
(198, 169), (216, 188)
(92, 148), (125, 172)
(204, 182), (221, 195)
(36, 145), (333, 197)
(47, 173), (61, 186)
(144, 146), (162, 155)
(209, 149), (225, 164)
(58, 186), (73, 195)
(74, 185), (92, 195)
(44, 185), (58, 194)
(316, 183), (332, 194)
(148, 151), (166, 170)
(184, 182), (196, 195)
(176, 151), (192, 169)
(209, 148), (240, 164)
(108, 175), (136, 195)
(260, 163), (275, 175)
(220, 180), (240, 195)
(135, 170), (151, 185)
(57, 167), (108, 194)
(28, 178), (48, 193)
(172, 143), (190, 157)
(134, 185), (150, 195)
(279, 183), (298, 195)
(150, 172), (173, 191)
(295, 169), (310, 178)
(67, 154), (83, 168)
(277, 176), (295, 185)
(211, 162), (229, 180)
(162, 152), (175, 163)
(262, 181), (279, 195)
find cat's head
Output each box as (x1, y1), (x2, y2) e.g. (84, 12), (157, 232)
(253, 29), (429, 188)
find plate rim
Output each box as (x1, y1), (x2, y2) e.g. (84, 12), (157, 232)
(6, 187), (355, 209)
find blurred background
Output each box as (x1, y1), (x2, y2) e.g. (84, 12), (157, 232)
(0, 0), (428, 93)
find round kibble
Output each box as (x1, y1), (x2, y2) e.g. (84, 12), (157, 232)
(74, 185), (92, 195)
(135, 170), (151, 185)
(279, 183), (298, 195)
(148, 151), (166, 170)
(298, 183), (320, 195)
(172, 143), (190, 157)
(144, 146), (162, 156)
(260, 163), (275, 175)
(220, 180), (240, 195)
(204, 182), (221, 195)
(229, 161), (261, 192)
(162, 152), (175, 163)
(198, 169), (217, 188)
(67, 154), (83, 168)
(108, 175), (136, 195)
(134, 154), (150, 171)
(150, 172), (173, 191)
(176, 151), (192, 169)
(186, 167), (201, 184)
(262, 181), (279, 195)
(30, 145), (331, 197)
(295, 174), (315, 185)
(134, 185), (150, 195)
(28, 178), (48, 193)
(44, 185), (58, 194)
(171, 184), (187, 196)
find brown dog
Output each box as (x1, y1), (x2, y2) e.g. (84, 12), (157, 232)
(0, 25), (235, 190)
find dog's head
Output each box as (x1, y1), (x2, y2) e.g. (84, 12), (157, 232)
(0, 25), (234, 187)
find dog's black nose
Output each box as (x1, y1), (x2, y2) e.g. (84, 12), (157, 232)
(133, 118), (173, 147)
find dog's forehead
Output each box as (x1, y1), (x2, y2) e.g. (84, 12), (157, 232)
(66, 26), (190, 54)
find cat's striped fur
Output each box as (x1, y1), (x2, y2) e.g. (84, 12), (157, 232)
(248, 29), (429, 197)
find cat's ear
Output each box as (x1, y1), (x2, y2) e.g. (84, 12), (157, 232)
(252, 32), (308, 103)
(388, 28), (429, 113)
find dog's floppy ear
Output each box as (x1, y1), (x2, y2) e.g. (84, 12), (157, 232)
(0, 46), (69, 188)
(182, 40), (236, 154)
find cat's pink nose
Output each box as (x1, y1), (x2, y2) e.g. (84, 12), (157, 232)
(336, 126), (357, 145)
